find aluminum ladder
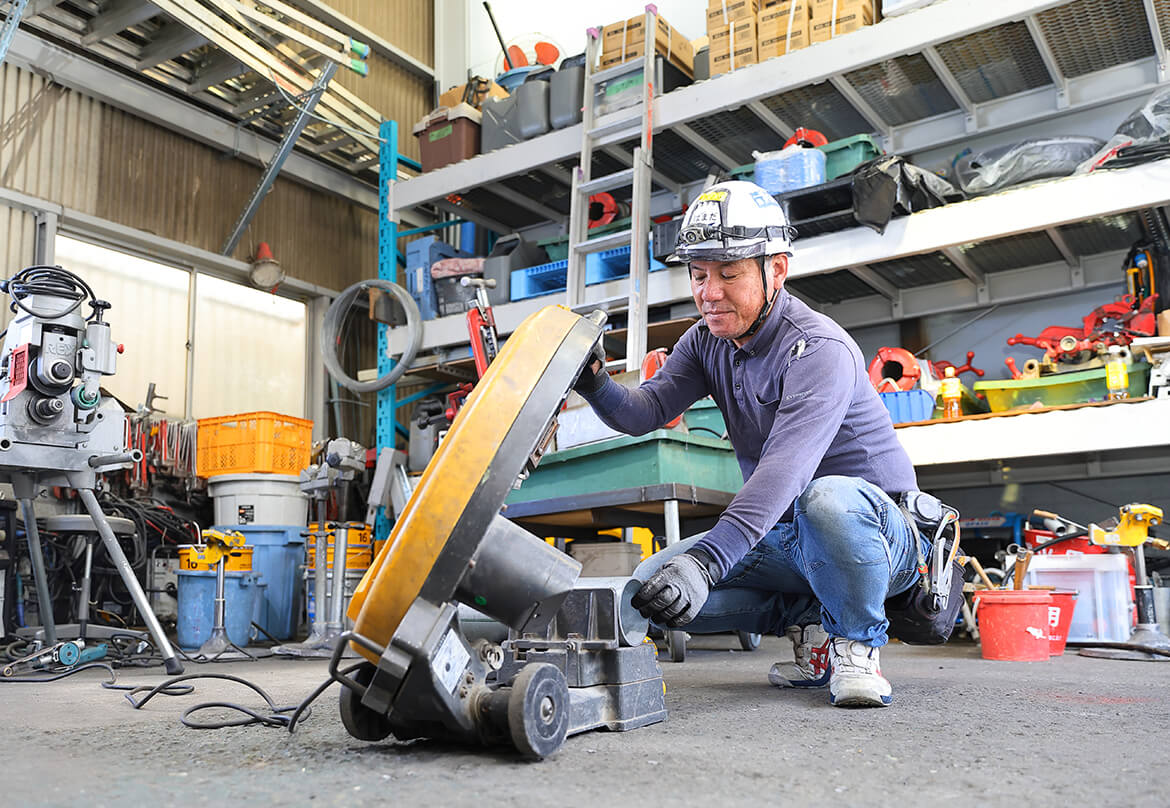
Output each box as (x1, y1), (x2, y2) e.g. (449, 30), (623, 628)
(0, 0), (31, 66)
(566, 5), (658, 373)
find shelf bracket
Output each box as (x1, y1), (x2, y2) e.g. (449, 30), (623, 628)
(1044, 227), (1080, 269)
(674, 123), (739, 172)
(849, 265), (903, 317)
(828, 75), (892, 150)
(600, 145), (681, 196)
(940, 247), (988, 303)
(921, 45), (976, 129)
(485, 183), (567, 225)
(1024, 15), (1069, 109)
(1143, 0), (1168, 83)
(746, 100), (795, 140)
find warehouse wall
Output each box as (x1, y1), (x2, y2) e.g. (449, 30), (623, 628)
(1, 61), (376, 289)
(2, 0), (437, 286)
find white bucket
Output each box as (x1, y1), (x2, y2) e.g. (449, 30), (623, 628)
(208, 473), (308, 526)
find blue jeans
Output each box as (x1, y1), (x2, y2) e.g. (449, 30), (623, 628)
(634, 475), (928, 647)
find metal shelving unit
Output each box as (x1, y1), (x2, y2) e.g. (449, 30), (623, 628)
(382, 0), (1170, 363)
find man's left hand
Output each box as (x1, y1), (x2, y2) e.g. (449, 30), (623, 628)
(632, 551), (715, 627)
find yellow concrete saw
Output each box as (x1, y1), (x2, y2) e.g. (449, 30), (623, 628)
(327, 305), (666, 758)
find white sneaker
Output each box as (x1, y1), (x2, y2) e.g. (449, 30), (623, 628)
(768, 624), (831, 688)
(828, 637), (892, 707)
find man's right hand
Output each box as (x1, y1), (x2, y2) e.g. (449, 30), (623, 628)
(572, 343), (608, 396)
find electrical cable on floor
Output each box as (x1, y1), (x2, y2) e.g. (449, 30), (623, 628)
(116, 663), (366, 732)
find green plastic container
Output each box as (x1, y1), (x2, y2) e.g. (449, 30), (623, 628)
(818, 134), (882, 180)
(973, 364), (1150, 412)
(505, 429), (741, 505)
(683, 398), (726, 437)
(538, 235), (568, 262)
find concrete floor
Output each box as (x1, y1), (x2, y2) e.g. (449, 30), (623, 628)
(3, 635), (1168, 807)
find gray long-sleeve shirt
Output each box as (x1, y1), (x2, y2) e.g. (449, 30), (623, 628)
(581, 289), (918, 579)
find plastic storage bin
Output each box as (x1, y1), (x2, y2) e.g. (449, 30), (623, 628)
(973, 364), (1150, 412)
(216, 524), (305, 640)
(196, 412), (313, 478)
(550, 54), (585, 129)
(818, 134), (882, 180)
(1024, 553), (1132, 642)
(208, 473), (307, 526)
(481, 94), (522, 153)
(176, 569), (262, 649)
(412, 103), (481, 172)
(754, 146), (826, 195)
(879, 389), (936, 424)
(509, 243), (667, 301)
(515, 68), (552, 140)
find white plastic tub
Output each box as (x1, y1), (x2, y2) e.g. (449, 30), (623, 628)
(208, 473), (307, 526)
(1024, 553), (1132, 642)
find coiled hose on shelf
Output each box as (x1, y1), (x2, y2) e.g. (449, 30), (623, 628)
(320, 279), (421, 393)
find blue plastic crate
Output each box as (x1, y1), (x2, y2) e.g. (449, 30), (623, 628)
(879, 389), (937, 424)
(509, 242), (667, 301)
(405, 236), (472, 320)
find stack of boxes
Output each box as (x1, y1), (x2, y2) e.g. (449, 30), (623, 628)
(810, 0), (879, 44)
(707, 0), (758, 76)
(600, 13), (694, 76)
(757, 1), (811, 60)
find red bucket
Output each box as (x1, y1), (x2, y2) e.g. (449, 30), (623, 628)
(973, 590), (1053, 661)
(1046, 590), (1079, 656)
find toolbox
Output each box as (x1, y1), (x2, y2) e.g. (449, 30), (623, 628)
(412, 103), (481, 172)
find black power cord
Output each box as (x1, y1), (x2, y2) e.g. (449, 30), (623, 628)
(0, 265), (96, 319)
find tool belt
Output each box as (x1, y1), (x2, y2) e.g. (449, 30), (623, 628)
(884, 491), (963, 645)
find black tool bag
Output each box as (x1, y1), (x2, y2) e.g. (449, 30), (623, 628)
(884, 558), (965, 645)
(885, 492), (964, 645)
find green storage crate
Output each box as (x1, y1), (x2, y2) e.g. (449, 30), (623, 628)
(973, 364), (1150, 412)
(505, 429), (741, 506)
(538, 235), (568, 262)
(683, 398), (726, 437)
(818, 134), (882, 180)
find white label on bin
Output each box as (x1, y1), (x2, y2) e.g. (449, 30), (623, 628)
(433, 629), (470, 693)
(1048, 606), (1061, 628)
(238, 505), (254, 524)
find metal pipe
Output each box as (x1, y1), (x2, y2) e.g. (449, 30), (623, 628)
(312, 500), (329, 637)
(78, 537), (95, 639)
(213, 556), (227, 629)
(327, 521), (350, 631)
(19, 497), (56, 645)
(77, 488), (183, 674)
(482, 2), (514, 70)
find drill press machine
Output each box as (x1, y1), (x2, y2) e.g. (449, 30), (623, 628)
(0, 266), (183, 674)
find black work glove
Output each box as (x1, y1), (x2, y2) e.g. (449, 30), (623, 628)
(572, 342), (608, 396)
(632, 549), (717, 628)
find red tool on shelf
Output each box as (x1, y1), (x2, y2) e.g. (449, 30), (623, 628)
(1005, 293), (1158, 374)
(867, 347), (984, 392)
(641, 349), (682, 428)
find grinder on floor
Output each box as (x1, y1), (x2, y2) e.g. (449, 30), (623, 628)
(331, 305), (665, 759)
(574, 181), (963, 708)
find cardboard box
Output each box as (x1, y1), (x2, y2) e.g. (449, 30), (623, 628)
(810, 4), (875, 41)
(601, 13), (694, 75)
(438, 77), (508, 110)
(758, 20), (810, 58)
(600, 36), (695, 77)
(707, 0), (760, 28)
(757, 2), (811, 42)
(709, 19), (758, 75)
(812, 0), (877, 16)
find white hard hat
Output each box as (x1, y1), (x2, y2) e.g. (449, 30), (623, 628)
(670, 180), (795, 264)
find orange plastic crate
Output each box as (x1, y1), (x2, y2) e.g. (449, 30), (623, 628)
(196, 411), (313, 478)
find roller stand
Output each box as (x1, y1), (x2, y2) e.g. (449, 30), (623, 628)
(187, 554), (271, 663)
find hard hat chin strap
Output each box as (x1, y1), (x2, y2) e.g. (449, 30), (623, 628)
(733, 257), (777, 342)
